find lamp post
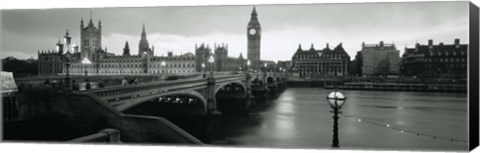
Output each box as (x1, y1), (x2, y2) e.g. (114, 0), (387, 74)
(82, 57), (92, 76)
(208, 55), (215, 76)
(326, 90), (346, 148)
(65, 62), (71, 91)
(247, 60), (251, 73)
(161, 61), (166, 74)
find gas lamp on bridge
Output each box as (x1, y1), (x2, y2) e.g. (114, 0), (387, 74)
(326, 90), (346, 148)
(208, 55), (215, 75)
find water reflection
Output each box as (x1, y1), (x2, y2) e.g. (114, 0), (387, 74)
(222, 88), (468, 150)
(276, 102), (295, 114)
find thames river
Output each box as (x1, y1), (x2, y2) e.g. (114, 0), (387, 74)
(221, 88), (468, 151)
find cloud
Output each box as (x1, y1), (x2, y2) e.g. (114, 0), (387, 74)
(1, 1), (470, 61)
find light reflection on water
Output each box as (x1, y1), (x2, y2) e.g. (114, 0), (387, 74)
(222, 88), (468, 151)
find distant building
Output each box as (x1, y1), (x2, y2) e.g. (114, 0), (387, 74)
(291, 43), (350, 77)
(277, 60), (292, 72)
(356, 41), (400, 76)
(38, 16), (195, 76)
(401, 39), (467, 79)
(350, 51), (363, 76)
(38, 29), (79, 76)
(195, 43), (246, 73)
(260, 60), (277, 72)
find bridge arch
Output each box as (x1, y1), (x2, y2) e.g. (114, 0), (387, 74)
(266, 76), (275, 85)
(251, 77), (264, 86)
(215, 81), (250, 114)
(214, 81), (247, 97)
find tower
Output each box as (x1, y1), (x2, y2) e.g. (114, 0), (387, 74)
(139, 23), (150, 56)
(80, 10), (102, 61)
(247, 6), (261, 70)
(123, 41), (130, 56)
(195, 43), (212, 72)
(214, 43), (228, 71)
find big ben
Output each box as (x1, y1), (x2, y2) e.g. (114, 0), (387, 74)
(247, 6), (261, 70)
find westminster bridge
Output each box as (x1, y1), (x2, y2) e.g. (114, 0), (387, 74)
(3, 72), (288, 144)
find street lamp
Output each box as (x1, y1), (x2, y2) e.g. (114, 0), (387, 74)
(208, 55), (215, 75)
(81, 57), (92, 76)
(326, 90), (347, 148)
(161, 61), (166, 74)
(247, 60), (251, 72)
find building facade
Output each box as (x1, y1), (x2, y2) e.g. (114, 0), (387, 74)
(355, 41), (400, 76)
(291, 43), (350, 77)
(38, 29), (80, 76)
(277, 60), (292, 72)
(247, 7), (261, 70)
(195, 43), (246, 73)
(38, 16), (196, 76)
(400, 39), (467, 79)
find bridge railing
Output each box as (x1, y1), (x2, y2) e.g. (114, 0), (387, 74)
(81, 74), (246, 107)
(68, 128), (121, 143)
(120, 114), (203, 144)
(56, 93), (204, 144)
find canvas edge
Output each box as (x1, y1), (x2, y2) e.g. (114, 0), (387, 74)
(469, 1), (480, 151)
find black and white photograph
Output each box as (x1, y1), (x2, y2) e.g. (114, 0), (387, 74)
(1, 0), (478, 152)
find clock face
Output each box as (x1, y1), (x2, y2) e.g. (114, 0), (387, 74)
(249, 29), (256, 35)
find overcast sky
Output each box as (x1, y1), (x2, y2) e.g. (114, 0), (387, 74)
(1, 1), (469, 61)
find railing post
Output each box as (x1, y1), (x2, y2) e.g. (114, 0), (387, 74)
(100, 128), (121, 143)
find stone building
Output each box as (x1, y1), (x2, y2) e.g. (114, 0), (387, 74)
(277, 60), (291, 72)
(195, 43), (246, 73)
(38, 16), (195, 76)
(291, 43), (350, 77)
(400, 39), (467, 79)
(38, 29), (80, 76)
(355, 41), (400, 76)
(66, 22), (194, 76)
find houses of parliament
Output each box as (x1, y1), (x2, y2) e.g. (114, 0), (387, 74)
(37, 7), (262, 76)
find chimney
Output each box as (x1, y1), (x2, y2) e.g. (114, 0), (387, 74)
(379, 41), (384, 47)
(454, 38), (460, 45)
(428, 39), (433, 46)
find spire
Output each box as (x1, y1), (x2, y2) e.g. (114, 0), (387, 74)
(64, 29), (70, 37)
(141, 23), (147, 40)
(250, 6), (258, 21)
(88, 9), (94, 26)
(248, 6), (260, 27)
(252, 6), (257, 16)
(138, 23), (149, 55)
(80, 18), (84, 28)
(310, 43), (315, 50)
(123, 41), (130, 56)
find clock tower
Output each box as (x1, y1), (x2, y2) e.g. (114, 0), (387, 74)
(247, 6), (261, 70)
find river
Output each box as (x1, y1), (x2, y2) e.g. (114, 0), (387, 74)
(221, 88), (468, 151)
